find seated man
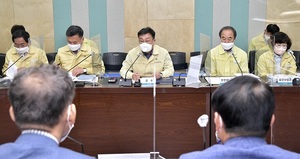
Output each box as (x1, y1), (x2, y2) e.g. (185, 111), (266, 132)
(2, 30), (48, 75)
(54, 25), (105, 76)
(120, 27), (174, 81)
(248, 24), (280, 54)
(180, 76), (300, 159)
(257, 32), (296, 77)
(0, 65), (94, 159)
(10, 24), (41, 49)
(205, 26), (248, 76)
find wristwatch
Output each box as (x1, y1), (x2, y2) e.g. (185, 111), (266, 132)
(160, 72), (163, 78)
(83, 68), (87, 73)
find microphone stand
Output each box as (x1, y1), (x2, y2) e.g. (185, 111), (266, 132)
(67, 52), (94, 72)
(67, 136), (85, 154)
(231, 50), (243, 76)
(0, 53), (25, 78)
(119, 53), (142, 87)
(172, 72), (186, 86)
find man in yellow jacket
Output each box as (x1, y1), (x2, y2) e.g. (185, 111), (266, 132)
(257, 32), (296, 77)
(120, 27), (174, 81)
(2, 30), (48, 75)
(54, 25), (105, 76)
(205, 26), (248, 76)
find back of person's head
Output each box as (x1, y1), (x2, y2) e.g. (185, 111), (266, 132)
(11, 25), (25, 35)
(8, 64), (75, 129)
(66, 25), (84, 37)
(271, 31), (292, 50)
(266, 24), (280, 35)
(219, 26), (237, 39)
(212, 76), (275, 137)
(137, 27), (156, 39)
(12, 30), (30, 43)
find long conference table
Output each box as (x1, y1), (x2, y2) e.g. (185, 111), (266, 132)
(1, 79), (300, 158)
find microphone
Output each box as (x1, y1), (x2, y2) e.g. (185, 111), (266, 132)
(119, 52), (143, 87)
(288, 50), (300, 69)
(0, 53), (26, 78)
(172, 72), (186, 86)
(67, 136), (85, 154)
(197, 114), (209, 149)
(67, 52), (94, 72)
(231, 50), (243, 76)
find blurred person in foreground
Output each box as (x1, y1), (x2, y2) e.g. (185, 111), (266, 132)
(180, 76), (300, 159)
(0, 65), (94, 159)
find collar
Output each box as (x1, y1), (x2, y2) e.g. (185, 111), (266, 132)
(224, 136), (267, 148)
(22, 129), (59, 144)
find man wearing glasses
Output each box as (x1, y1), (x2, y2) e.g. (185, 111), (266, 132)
(120, 27), (174, 81)
(257, 32), (296, 77)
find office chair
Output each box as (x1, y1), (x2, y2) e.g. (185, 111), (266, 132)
(169, 51), (187, 70)
(248, 50), (256, 74)
(0, 53), (5, 76)
(292, 51), (300, 70)
(190, 51), (208, 69)
(46, 52), (57, 64)
(102, 52), (127, 71)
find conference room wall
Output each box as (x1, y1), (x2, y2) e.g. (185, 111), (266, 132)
(0, 0), (300, 56)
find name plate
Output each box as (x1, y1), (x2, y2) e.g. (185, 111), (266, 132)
(140, 77), (155, 87)
(268, 75), (295, 86)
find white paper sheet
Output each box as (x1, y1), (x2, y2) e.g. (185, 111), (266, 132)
(186, 55), (203, 88)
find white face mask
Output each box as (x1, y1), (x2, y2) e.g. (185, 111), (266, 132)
(15, 46), (29, 55)
(60, 105), (74, 142)
(139, 43), (153, 52)
(221, 43), (234, 51)
(68, 44), (81, 52)
(264, 34), (270, 42)
(274, 45), (286, 55)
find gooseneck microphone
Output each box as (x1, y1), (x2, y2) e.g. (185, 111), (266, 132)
(172, 72), (186, 86)
(119, 52), (143, 87)
(288, 50), (300, 69)
(231, 50), (243, 76)
(67, 136), (85, 154)
(67, 52), (95, 72)
(197, 114), (209, 149)
(0, 53), (26, 78)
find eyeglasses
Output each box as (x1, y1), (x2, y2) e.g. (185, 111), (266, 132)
(274, 43), (287, 48)
(14, 43), (28, 48)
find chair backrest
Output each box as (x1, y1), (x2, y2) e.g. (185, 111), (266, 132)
(169, 51), (187, 70)
(292, 50), (300, 69)
(103, 52), (127, 71)
(190, 51), (208, 68)
(0, 53), (5, 76)
(248, 50), (256, 74)
(46, 52), (57, 64)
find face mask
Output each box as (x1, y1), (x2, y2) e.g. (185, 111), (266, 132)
(264, 34), (270, 42)
(139, 43), (153, 52)
(60, 105), (74, 142)
(221, 43), (234, 51)
(274, 45), (286, 55)
(15, 46), (29, 55)
(68, 44), (81, 52)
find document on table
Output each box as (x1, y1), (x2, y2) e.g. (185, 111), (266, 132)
(186, 55), (202, 88)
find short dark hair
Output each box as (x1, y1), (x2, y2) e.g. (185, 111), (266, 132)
(12, 30), (30, 43)
(212, 76), (275, 137)
(219, 26), (237, 39)
(266, 24), (280, 35)
(66, 25), (84, 37)
(271, 32), (292, 50)
(11, 25), (25, 35)
(8, 65), (75, 128)
(137, 27), (156, 39)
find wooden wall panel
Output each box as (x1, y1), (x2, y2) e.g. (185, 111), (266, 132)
(267, 0), (300, 51)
